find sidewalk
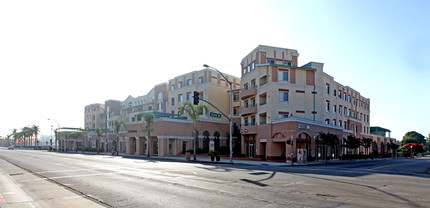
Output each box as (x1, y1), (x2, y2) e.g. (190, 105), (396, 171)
(57, 150), (397, 167)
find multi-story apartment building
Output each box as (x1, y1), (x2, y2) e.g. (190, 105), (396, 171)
(84, 103), (106, 129)
(79, 45), (395, 161)
(125, 68), (241, 156)
(239, 45), (390, 162)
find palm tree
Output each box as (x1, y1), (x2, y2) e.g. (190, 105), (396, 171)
(95, 127), (103, 154)
(138, 113), (154, 157)
(79, 127), (89, 153)
(11, 129), (18, 146)
(32, 125), (40, 146)
(22, 127), (33, 146)
(112, 120), (126, 156)
(179, 101), (209, 160)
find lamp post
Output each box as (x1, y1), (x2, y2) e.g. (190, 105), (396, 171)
(48, 118), (60, 151)
(203, 64), (233, 163)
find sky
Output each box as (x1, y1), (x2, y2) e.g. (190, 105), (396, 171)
(1, 0), (429, 141)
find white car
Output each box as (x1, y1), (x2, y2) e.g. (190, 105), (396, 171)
(8, 146), (14, 150)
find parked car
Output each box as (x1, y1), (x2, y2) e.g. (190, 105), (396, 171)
(8, 146), (14, 150)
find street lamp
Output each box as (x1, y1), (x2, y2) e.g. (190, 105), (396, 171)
(48, 118), (60, 151)
(203, 64), (233, 163)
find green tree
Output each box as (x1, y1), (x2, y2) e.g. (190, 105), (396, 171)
(361, 137), (373, 157)
(22, 126), (34, 146)
(95, 127), (103, 154)
(138, 113), (154, 157)
(79, 127), (89, 153)
(179, 102), (209, 160)
(32, 125), (40, 146)
(112, 120), (126, 156)
(319, 132), (339, 162)
(11, 129), (18, 146)
(344, 135), (362, 157)
(402, 131), (425, 145)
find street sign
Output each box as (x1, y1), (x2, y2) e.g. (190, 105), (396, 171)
(142, 128), (154, 132)
(209, 112), (222, 118)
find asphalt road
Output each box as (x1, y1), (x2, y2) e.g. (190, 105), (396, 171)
(1, 148), (429, 208)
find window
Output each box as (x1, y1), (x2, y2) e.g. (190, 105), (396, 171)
(178, 82), (183, 88)
(178, 94), (183, 104)
(333, 105), (336, 113)
(333, 89), (336, 96)
(171, 98), (175, 106)
(278, 112), (289, 119)
(344, 108), (347, 116)
(186, 92), (192, 101)
(267, 59), (274, 64)
(344, 93), (347, 101)
(348, 95), (351, 103)
(243, 68), (247, 74)
(250, 117), (256, 126)
(325, 120), (330, 124)
(344, 122), (347, 129)
(278, 70), (288, 82)
(244, 83), (249, 90)
(233, 108), (239, 116)
(158, 92), (163, 100)
(252, 62), (255, 69)
(171, 85), (175, 91)
(326, 84), (330, 95)
(279, 90), (289, 103)
(326, 101), (330, 112)
(233, 94), (239, 102)
(198, 77), (204, 84)
(284, 61), (291, 66)
(251, 80), (256, 89)
(352, 98), (355, 105)
(244, 101), (249, 108)
(244, 117), (249, 126)
(251, 98), (255, 107)
(339, 120), (342, 127)
(333, 119), (336, 125)
(339, 105), (342, 115)
(158, 103), (162, 112)
(338, 91), (342, 98)
(348, 109), (351, 117)
(187, 79), (192, 86)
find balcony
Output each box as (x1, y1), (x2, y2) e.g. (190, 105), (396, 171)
(241, 106), (257, 116)
(242, 125), (258, 135)
(240, 88), (257, 100)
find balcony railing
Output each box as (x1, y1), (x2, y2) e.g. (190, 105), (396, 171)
(259, 101), (267, 106)
(240, 106), (257, 116)
(240, 88), (257, 100)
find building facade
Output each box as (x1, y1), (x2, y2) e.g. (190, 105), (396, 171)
(239, 45), (394, 162)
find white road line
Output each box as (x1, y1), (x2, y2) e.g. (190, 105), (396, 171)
(49, 172), (115, 179)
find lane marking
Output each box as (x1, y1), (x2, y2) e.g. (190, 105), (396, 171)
(367, 163), (409, 170)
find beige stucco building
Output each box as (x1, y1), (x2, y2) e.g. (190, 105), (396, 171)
(239, 45), (395, 162)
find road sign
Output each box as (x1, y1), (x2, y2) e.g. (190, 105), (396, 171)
(142, 128), (154, 132)
(210, 112), (221, 118)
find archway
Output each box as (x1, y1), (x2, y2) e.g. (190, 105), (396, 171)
(296, 132), (311, 163)
(213, 131), (220, 152)
(203, 131), (210, 152)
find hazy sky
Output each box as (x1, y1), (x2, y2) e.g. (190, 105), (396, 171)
(1, 0), (429, 140)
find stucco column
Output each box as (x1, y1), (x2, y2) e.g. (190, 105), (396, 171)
(136, 136), (143, 155)
(125, 137), (133, 155)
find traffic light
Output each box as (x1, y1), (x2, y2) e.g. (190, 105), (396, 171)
(193, 91), (199, 105)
